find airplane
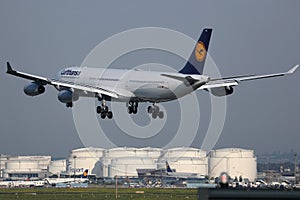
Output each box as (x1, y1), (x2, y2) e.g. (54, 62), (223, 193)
(44, 169), (89, 186)
(0, 179), (46, 188)
(6, 28), (298, 119)
(165, 161), (204, 179)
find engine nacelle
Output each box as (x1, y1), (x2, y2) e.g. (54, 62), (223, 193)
(23, 82), (45, 96)
(57, 90), (79, 103)
(210, 86), (234, 97)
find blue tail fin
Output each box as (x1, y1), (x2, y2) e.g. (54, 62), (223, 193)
(81, 169), (88, 178)
(166, 161), (173, 172)
(179, 28), (212, 75)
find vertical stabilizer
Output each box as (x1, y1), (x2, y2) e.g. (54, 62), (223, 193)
(179, 28), (212, 75)
(166, 161), (173, 172)
(81, 169), (88, 178)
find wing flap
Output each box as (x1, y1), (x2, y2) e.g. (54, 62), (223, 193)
(199, 81), (238, 89)
(50, 79), (119, 98)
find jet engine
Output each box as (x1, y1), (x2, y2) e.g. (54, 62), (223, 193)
(210, 86), (234, 97)
(57, 90), (79, 103)
(23, 82), (45, 96)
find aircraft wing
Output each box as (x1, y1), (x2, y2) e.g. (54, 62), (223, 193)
(6, 62), (50, 84)
(200, 64), (299, 89)
(6, 62), (119, 99)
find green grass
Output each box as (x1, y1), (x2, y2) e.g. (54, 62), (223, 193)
(0, 187), (198, 200)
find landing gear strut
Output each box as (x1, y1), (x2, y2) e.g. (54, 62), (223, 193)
(96, 99), (113, 119)
(127, 101), (138, 114)
(147, 103), (164, 119)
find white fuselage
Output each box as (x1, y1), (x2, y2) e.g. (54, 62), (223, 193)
(55, 67), (209, 103)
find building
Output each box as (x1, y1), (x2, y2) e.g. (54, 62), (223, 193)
(3, 156), (51, 180)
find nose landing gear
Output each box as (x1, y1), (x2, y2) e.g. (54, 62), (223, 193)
(66, 102), (73, 108)
(127, 101), (138, 114)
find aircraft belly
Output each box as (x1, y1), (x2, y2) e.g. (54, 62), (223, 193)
(134, 86), (176, 102)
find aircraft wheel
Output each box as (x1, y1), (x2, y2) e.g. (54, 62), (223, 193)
(128, 107), (133, 114)
(96, 106), (102, 114)
(132, 107), (138, 114)
(152, 112), (157, 119)
(101, 112), (106, 119)
(103, 106), (108, 113)
(147, 106), (153, 113)
(158, 111), (164, 119)
(107, 111), (113, 119)
(66, 102), (73, 108)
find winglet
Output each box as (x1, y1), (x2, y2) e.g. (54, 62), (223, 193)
(287, 64), (299, 74)
(6, 62), (14, 73)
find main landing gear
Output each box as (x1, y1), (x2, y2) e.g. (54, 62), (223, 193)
(96, 99), (113, 119)
(147, 104), (164, 119)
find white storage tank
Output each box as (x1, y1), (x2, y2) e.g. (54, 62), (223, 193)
(104, 147), (162, 160)
(5, 156), (51, 171)
(105, 147), (161, 158)
(100, 157), (111, 177)
(109, 157), (156, 177)
(160, 148), (208, 175)
(68, 147), (104, 176)
(48, 159), (66, 175)
(0, 155), (9, 178)
(139, 147), (162, 158)
(6, 160), (39, 171)
(163, 157), (208, 175)
(105, 147), (136, 158)
(102, 147), (161, 178)
(163, 147), (206, 159)
(209, 148), (257, 181)
(70, 147), (104, 158)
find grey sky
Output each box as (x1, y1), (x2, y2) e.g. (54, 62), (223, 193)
(0, 0), (299, 157)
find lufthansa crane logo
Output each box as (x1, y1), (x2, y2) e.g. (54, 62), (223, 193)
(194, 41), (206, 62)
